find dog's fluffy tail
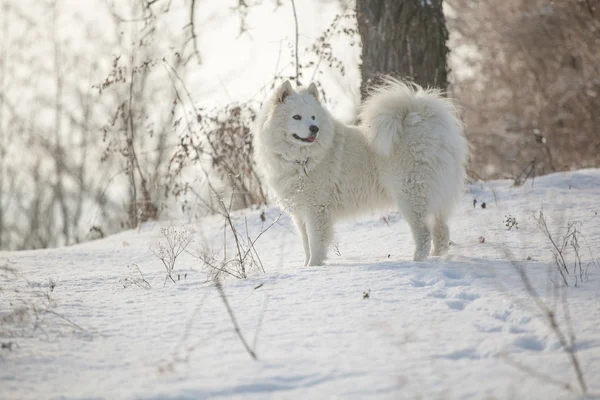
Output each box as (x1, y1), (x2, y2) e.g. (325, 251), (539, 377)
(359, 77), (470, 219)
(359, 78), (464, 157)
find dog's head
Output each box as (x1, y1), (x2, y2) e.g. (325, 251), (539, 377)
(275, 81), (324, 146)
(256, 81), (333, 153)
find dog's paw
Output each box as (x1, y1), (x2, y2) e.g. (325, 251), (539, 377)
(413, 246), (431, 262)
(306, 258), (325, 266)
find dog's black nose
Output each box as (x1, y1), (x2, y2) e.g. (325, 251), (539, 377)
(309, 125), (319, 134)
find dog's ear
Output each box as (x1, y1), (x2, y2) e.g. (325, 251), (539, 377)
(278, 80), (294, 103)
(306, 82), (319, 102)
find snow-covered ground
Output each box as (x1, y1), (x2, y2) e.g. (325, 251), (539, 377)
(2, 169), (600, 400)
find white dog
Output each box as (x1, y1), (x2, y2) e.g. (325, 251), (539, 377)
(253, 78), (469, 265)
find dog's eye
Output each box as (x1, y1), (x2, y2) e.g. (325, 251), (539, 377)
(311, 116), (315, 120)
(293, 115), (301, 120)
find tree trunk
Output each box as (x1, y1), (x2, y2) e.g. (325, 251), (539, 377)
(356, 0), (449, 97)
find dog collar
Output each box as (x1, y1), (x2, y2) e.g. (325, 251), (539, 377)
(296, 158), (309, 176)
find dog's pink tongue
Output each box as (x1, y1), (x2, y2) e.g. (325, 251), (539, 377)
(307, 136), (316, 142)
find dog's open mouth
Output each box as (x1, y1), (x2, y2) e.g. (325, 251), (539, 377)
(293, 133), (317, 143)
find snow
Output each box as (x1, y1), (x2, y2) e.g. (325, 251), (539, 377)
(2, 169), (600, 400)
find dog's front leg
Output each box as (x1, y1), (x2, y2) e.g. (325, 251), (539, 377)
(305, 207), (333, 266)
(293, 216), (310, 266)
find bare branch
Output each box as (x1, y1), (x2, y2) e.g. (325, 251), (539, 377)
(188, 0), (202, 64)
(290, 0), (300, 84)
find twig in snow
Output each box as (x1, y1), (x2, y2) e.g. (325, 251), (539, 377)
(150, 226), (195, 286)
(536, 212), (592, 286)
(501, 353), (573, 392)
(121, 263), (151, 289)
(503, 249), (588, 395)
(214, 278), (257, 360)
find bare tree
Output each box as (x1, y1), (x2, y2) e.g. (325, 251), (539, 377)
(356, 0), (449, 95)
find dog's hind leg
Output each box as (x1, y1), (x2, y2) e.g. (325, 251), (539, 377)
(432, 216), (450, 256)
(407, 216), (431, 262)
(293, 216), (311, 266)
(304, 208), (333, 266)
(396, 195), (431, 261)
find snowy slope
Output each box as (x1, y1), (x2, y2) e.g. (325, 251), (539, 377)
(1, 169), (600, 400)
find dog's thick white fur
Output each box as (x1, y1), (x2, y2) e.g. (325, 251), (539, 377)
(253, 78), (469, 266)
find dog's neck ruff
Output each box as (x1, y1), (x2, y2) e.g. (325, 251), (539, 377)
(270, 143), (316, 176)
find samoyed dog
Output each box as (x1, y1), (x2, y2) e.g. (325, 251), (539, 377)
(253, 78), (469, 266)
